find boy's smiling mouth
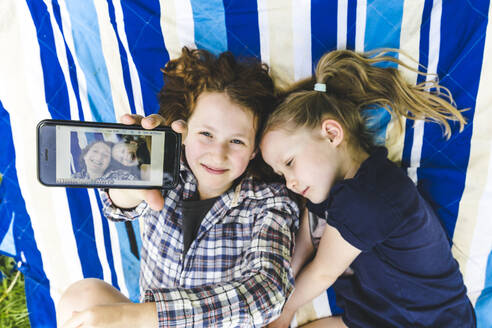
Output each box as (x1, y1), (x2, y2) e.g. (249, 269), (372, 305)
(201, 163), (228, 174)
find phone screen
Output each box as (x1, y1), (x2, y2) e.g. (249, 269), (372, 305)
(38, 120), (180, 189)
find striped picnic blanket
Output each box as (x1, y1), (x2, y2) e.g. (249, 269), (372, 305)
(0, 0), (491, 327)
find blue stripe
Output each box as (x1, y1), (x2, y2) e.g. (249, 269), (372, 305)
(0, 100), (56, 327)
(26, 0), (71, 120)
(107, 0), (138, 115)
(327, 286), (343, 315)
(364, 0), (403, 51)
(95, 192), (120, 291)
(311, 1), (338, 71)
(223, 0), (260, 58)
(362, 0), (404, 141)
(417, 0), (487, 238)
(63, 0), (116, 123)
(190, 0), (228, 55)
(65, 188), (104, 279)
(346, 0), (357, 50)
(119, 0), (169, 115)
(51, 0), (85, 121)
(113, 221), (141, 302)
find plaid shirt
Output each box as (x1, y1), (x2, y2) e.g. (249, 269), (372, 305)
(102, 163), (299, 327)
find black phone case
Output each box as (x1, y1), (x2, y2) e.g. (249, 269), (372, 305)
(37, 119), (181, 189)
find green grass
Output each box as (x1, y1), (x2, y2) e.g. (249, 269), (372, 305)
(0, 255), (30, 328)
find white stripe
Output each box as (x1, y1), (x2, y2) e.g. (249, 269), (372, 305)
(88, 190), (113, 284)
(57, 0), (93, 121)
(113, 0), (145, 116)
(257, 0), (271, 66)
(292, 0), (312, 81)
(160, 0), (196, 61)
(453, 0), (492, 304)
(465, 146), (492, 305)
(175, 0), (196, 50)
(43, 0), (80, 120)
(408, 0), (442, 184)
(0, 0), (83, 309)
(398, 0), (425, 83)
(92, 0), (132, 121)
(386, 0), (424, 164)
(337, 0), (348, 49)
(313, 292), (332, 318)
(355, 0), (366, 52)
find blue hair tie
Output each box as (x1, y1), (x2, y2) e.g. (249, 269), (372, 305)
(314, 83), (326, 92)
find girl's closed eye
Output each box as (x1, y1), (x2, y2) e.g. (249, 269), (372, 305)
(285, 158), (294, 167)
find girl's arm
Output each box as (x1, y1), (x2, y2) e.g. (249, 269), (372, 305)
(270, 224), (361, 327)
(291, 208), (314, 278)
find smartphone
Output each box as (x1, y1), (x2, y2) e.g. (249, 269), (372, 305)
(37, 119), (181, 189)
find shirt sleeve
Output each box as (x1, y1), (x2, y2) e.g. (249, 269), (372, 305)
(326, 181), (403, 252)
(144, 197), (299, 327)
(99, 189), (154, 222)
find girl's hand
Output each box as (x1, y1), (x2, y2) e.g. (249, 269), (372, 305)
(109, 114), (187, 211)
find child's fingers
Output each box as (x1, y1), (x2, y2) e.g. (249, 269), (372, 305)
(141, 114), (166, 129)
(143, 189), (165, 211)
(171, 120), (187, 134)
(120, 113), (144, 125)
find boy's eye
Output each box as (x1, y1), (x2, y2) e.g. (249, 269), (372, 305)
(199, 131), (212, 137)
(230, 139), (245, 145)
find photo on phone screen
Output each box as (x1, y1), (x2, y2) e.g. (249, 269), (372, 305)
(58, 125), (166, 186)
(38, 120), (180, 189)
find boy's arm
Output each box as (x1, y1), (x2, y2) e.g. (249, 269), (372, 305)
(61, 302), (158, 328)
(271, 224), (361, 327)
(291, 208), (314, 277)
(145, 198), (298, 327)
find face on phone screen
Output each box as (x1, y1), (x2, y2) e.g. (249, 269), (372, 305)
(55, 125), (166, 187)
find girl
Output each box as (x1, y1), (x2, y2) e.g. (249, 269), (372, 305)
(261, 49), (475, 327)
(57, 47), (299, 328)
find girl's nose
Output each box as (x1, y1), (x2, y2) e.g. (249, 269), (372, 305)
(286, 176), (297, 192)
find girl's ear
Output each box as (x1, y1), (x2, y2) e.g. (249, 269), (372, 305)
(320, 119), (344, 146)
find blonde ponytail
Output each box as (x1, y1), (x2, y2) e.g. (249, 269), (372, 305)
(315, 49), (466, 138)
(265, 49), (466, 153)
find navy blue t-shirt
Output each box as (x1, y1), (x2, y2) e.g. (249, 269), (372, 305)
(308, 147), (475, 328)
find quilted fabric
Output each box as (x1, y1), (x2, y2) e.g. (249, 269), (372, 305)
(0, 0), (491, 327)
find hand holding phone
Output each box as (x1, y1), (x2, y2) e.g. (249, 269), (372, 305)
(111, 114), (187, 210)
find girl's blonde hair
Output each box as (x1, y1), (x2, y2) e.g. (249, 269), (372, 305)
(266, 49), (466, 152)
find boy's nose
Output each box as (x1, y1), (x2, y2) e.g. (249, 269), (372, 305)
(211, 142), (228, 161)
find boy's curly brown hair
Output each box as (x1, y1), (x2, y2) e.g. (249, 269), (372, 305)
(157, 47), (279, 182)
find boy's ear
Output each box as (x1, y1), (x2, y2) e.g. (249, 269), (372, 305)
(320, 119), (344, 146)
